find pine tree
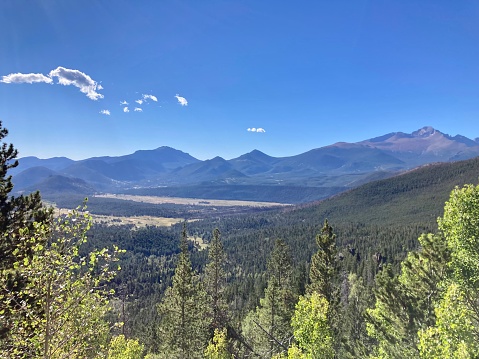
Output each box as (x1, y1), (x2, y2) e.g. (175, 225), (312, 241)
(0, 121), (52, 268)
(156, 223), (208, 358)
(0, 121), (53, 341)
(307, 219), (341, 354)
(308, 219), (338, 301)
(366, 233), (451, 358)
(339, 273), (374, 359)
(242, 239), (296, 357)
(204, 228), (228, 333)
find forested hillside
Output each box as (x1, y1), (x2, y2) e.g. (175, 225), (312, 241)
(2, 120), (479, 358)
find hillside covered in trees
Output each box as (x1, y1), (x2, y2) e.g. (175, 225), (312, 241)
(2, 121), (479, 358)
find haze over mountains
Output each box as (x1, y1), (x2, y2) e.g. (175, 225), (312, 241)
(12, 126), (479, 203)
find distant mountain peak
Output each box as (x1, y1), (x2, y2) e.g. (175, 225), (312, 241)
(412, 126), (437, 137)
(209, 156), (227, 163)
(241, 149), (274, 161)
(154, 146), (176, 151)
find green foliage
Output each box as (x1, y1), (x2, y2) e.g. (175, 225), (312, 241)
(0, 121), (53, 341)
(366, 183), (479, 358)
(156, 223), (208, 358)
(308, 219), (338, 301)
(108, 335), (145, 359)
(438, 183), (479, 289)
(366, 265), (415, 359)
(307, 219), (343, 354)
(0, 122), (52, 263)
(0, 206), (122, 359)
(418, 283), (479, 358)
(366, 233), (450, 358)
(205, 228), (228, 332)
(339, 273), (374, 358)
(415, 183), (479, 358)
(242, 239), (297, 357)
(204, 328), (232, 359)
(289, 292), (334, 359)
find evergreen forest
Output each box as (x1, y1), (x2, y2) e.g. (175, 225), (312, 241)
(2, 121), (479, 358)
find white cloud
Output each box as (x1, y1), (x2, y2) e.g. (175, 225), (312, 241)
(1, 67), (104, 102)
(135, 99), (143, 105)
(100, 110), (110, 115)
(49, 66), (103, 100)
(143, 94), (158, 102)
(123, 107), (129, 113)
(175, 94), (188, 106)
(120, 100), (128, 105)
(134, 107), (143, 112)
(247, 127), (266, 133)
(0, 72), (53, 84)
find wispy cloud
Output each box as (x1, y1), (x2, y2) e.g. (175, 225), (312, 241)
(1, 67), (104, 101)
(143, 94), (158, 102)
(123, 107), (129, 113)
(49, 67), (103, 100)
(100, 110), (110, 116)
(247, 128), (266, 133)
(175, 94), (188, 106)
(119, 94), (158, 110)
(1, 72), (53, 84)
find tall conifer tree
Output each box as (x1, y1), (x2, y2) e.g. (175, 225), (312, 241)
(0, 122), (52, 267)
(205, 228), (228, 333)
(157, 223), (208, 358)
(242, 239), (296, 357)
(366, 233), (451, 358)
(308, 219), (338, 300)
(307, 219), (341, 354)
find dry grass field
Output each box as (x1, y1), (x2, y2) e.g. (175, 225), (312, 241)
(93, 193), (288, 207)
(188, 235), (208, 250)
(52, 207), (183, 227)
(90, 214), (183, 227)
(48, 193), (287, 229)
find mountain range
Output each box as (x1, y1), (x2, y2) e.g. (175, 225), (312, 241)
(12, 126), (479, 203)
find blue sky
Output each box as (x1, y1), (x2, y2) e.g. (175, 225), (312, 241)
(1, 1), (479, 160)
